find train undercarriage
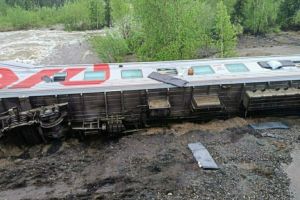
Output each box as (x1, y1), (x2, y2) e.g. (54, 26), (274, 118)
(1, 79), (300, 144)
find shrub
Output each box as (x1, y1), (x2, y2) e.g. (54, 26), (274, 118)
(132, 0), (215, 61)
(0, 0), (106, 31)
(293, 10), (300, 26)
(278, 0), (300, 29)
(213, 1), (237, 57)
(90, 32), (130, 62)
(58, 0), (90, 30)
(4, 6), (41, 29)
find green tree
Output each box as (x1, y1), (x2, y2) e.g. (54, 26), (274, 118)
(214, 1), (237, 57)
(5, 0), (69, 8)
(111, 0), (135, 40)
(89, 0), (105, 29)
(0, 0), (8, 16)
(278, 0), (300, 29)
(90, 31), (129, 62)
(103, 0), (111, 27)
(242, 0), (280, 34)
(293, 10), (300, 26)
(132, 0), (214, 61)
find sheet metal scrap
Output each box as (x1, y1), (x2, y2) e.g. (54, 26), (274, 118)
(260, 132), (286, 140)
(188, 142), (219, 170)
(249, 122), (289, 130)
(148, 72), (188, 87)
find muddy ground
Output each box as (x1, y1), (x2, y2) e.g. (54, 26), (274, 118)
(0, 117), (299, 200)
(0, 30), (300, 200)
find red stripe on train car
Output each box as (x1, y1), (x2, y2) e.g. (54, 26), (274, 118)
(11, 69), (61, 89)
(0, 67), (19, 89)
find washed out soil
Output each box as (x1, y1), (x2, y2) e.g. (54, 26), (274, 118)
(0, 117), (299, 200)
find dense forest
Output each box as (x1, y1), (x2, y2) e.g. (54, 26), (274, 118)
(0, 0), (299, 61)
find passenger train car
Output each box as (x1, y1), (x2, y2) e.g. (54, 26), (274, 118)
(1, 55), (300, 143)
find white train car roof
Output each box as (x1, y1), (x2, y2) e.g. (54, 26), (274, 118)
(1, 55), (300, 98)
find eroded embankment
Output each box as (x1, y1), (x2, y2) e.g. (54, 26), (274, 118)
(0, 117), (298, 200)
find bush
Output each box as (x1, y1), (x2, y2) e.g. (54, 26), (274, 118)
(59, 0), (90, 30)
(0, 0), (106, 31)
(132, 0), (215, 61)
(90, 32), (130, 62)
(278, 0), (300, 29)
(4, 6), (41, 29)
(213, 1), (237, 57)
(0, 0), (8, 16)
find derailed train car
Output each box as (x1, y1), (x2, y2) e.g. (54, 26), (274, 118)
(0, 55), (300, 143)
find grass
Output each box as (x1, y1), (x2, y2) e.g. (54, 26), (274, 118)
(0, 0), (105, 31)
(89, 32), (130, 63)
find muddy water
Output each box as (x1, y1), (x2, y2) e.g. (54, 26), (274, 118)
(0, 29), (103, 65)
(286, 144), (300, 200)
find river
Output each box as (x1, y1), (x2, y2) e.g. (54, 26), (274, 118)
(0, 29), (102, 65)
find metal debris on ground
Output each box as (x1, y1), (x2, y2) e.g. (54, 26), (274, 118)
(148, 72), (188, 87)
(249, 122), (289, 130)
(188, 142), (219, 170)
(259, 132), (286, 140)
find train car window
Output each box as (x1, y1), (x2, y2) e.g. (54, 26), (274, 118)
(225, 63), (249, 73)
(84, 71), (106, 80)
(121, 69), (143, 79)
(53, 72), (67, 82)
(157, 68), (178, 75)
(192, 65), (215, 75)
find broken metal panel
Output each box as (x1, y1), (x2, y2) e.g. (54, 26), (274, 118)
(279, 60), (296, 67)
(188, 142), (219, 169)
(148, 72), (188, 87)
(191, 95), (221, 110)
(249, 122), (289, 130)
(258, 60), (296, 69)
